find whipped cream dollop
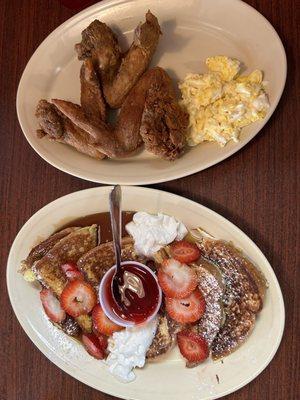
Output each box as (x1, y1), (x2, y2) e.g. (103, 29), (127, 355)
(106, 318), (158, 382)
(126, 212), (188, 257)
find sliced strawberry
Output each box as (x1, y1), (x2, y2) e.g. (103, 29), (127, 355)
(61, 262), (83, 281)
(40, 288), (66, 323)
(97, 333), (108, 351)
(170, 240), (201, 263)
(158, 258), (197, 299)
(60, 280), (97, 318)
(92, 304), (123, 336)
(165, 288), (206, 323)
(82, 333), (106, 360)
(177, 330), (209, 363)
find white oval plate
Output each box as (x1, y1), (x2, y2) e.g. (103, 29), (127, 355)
(17, 0), (286, 185)
(7, 186), (284, 399)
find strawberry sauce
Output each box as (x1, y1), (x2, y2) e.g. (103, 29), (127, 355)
(104, 264), (160, 324)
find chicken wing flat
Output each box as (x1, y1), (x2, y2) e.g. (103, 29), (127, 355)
(80, 58), (106, 122)
(75, 10), (161, 108)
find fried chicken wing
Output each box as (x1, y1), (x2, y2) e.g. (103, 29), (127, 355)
(114, 67), (173, 153)
(75, 10), (161, 108)
(36, 11), (188, 161)
(36, 99), (106, 159)
(140, 85), (188, 160)
(75, 19), (121, 81)
(80, 58), (106, 122)
(36, 100), (64, 139)
(51, 99), (125, 158)
(49, 67), (187, 159)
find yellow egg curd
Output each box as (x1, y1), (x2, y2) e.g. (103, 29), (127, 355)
(179, 56), (270, 147)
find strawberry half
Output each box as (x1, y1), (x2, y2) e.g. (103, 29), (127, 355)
(165, 288), (206, 323)
(158, 258), (197, 299)
(82, 333), (106, 360)
(60, 280), (97, 318)
(61, 262), (83, 281)
(170, 240), (201, 264)
(177, 330), (209, 363)
(92, 304), (123, 336)
(40, 288), (66, 323)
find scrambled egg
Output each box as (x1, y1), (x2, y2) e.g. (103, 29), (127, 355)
(179, 56), (270, 146)
(23, 269), (36, 282)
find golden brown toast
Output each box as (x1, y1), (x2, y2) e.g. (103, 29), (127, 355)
(147, 312), (181, 359)
(194, 260), (224, 347)
(33, 225), (98, 332)
(77, 236), (145, 286)
(20, 227), (80, 274)
(197, 238), (267, 360)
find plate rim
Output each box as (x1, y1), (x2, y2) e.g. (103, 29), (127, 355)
(16, 0), (287, 185)
(7, 186), (285, 400)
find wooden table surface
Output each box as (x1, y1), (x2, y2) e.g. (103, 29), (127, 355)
(1, 0), (299, 399)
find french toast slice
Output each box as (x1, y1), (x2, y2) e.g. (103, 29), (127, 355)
(185, 260), (224, 368)
(196, 238), (267, 360)
(33, 225), (98, 332)
(77, 236), (145, 286)
(20, 227), (80, 275)
(193, 260), (224, 347)
(147, 312), (182, 359)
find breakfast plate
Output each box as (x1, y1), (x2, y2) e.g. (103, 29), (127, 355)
(7, 186), (285, 399)
(16, 0), (286, 185)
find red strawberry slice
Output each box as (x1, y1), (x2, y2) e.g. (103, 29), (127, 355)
(158, 258), (197, 299)
(177, 330), (209, 363)
(165, 288), (206, 323)
(82, 333), (106, 360)
(40, 288), (66, 323)
(170, 240), (201, 264)
(61, 262), (83, 281)
(97, 333), (108, 351)
(60, 280), (97, 318)
(92, 304), (123, 336)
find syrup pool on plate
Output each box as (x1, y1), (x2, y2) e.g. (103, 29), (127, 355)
(104, 263), (160, 324)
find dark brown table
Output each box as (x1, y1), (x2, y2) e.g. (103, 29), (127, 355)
(1, 0), (299, 399)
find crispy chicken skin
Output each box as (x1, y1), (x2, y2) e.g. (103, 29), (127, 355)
(80, 58), (106, 122)
(36, 100), (64, 139)
(75, 19), (121, 81)
(50, 67), (187, 159)
(36, 100), (106, 159)
(51, 99), (126, 158)
(75, 10), (161, 108)
(140, 85), (188, 160)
